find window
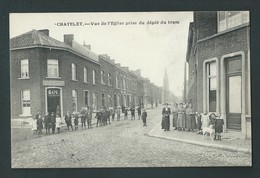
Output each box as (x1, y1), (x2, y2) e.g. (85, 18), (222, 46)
(21, 59), (29, 78)
(72, 90), (78, 112)
(21, 90), (31, 115)
(116, 76), (119, 89)
(72, 63), (77, 80)
(92, 92), (97, 111)
(108, 73), (112, 86)
(207, 62), (217, 112)
(123, 79), (126, 90)
(101, 70), (105, 84)
(93, 70), (96, 84)
(84, 90), (89, 107)
(108, 94), (112, 107)
(101, 93), (105, 107)
(47, 59), (59, 78)
(84, 67), (88, 83)
(218, 11), (249, 32)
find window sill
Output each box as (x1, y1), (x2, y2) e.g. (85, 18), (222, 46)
(46, 77), (61, 79)
(19, 114), (32, 117)
(18, 77), (30, 80)
(84, 82), (89, 84)
(93, 84), (97, 86)
(71, 79), (78, 82)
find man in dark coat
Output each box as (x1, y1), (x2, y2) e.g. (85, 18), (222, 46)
(130, 107), (135, 120)
(44, 112), (50, 134)
(65, 111), (73, 131)
(96, 110), (102, 127)
(142, 109), (147, 126)
(162, 103), (171, 131)
(49, 112), (56, 134)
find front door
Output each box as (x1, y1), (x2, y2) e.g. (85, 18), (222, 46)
(226, 56), (242, 130)
(47, 88), (61, 115)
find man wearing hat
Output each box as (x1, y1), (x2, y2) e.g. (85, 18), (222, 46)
(162, 103), (171, 131)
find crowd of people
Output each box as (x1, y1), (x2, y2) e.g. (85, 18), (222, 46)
(161, 102), (224, 140)
(32, 105), (149, 135)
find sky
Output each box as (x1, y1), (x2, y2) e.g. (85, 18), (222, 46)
(10, 12), (193, 97)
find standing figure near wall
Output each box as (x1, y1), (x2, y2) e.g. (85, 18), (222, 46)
(172, 103), (178, 130)
(177, 103), (186, 131)
(162, 103), (171, 131)
(116, 107), (121, 121)
(185, 103), (196, 131)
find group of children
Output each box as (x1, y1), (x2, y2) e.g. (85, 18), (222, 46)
(32, 110), (62, 135)
(32, 106), (149, 135)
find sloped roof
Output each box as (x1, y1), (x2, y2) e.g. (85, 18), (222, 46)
(10, 29), (69, 49)
(10, 29), (99, 64)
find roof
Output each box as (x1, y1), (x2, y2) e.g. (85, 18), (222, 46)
(10, 29), (99, 64)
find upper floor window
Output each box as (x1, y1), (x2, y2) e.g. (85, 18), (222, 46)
(116, 76), (119, 89)
(218, 11), (249, 32)
(47, 59), (59, 78)
(108, 73), (112, 86)
(93, 70), (96, 84)
(71, 63), (77, 80)
(101, 70), (105, 84)
(21, 59), (29, 78)
(84, 67), (88, 83)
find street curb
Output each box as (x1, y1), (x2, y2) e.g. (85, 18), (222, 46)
(147, 133), (251, 154)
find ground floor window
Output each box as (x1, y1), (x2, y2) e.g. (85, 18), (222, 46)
(108, 94), (112, 108)
(21, 89), (31, 116)
(84, 90), (89, 107)
(207, 61), (217, 112)
(101, 93), (105, 108)
(72, 90), (78, 112)
(92, 92), (97, 111)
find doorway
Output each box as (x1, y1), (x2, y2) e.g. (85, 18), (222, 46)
(226, 56), (242, 130)
(46, 88), (61, 115)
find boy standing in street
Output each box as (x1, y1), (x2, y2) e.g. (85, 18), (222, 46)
(142, 109), (147, 126)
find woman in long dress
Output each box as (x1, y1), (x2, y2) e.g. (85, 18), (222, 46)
(177, 103), (186, 131)
(185, 103), (196, 131)
(172, 103), (178, 130)
(162, 103), (171, 131)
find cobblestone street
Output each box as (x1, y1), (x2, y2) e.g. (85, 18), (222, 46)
(11, 107), (251, 168)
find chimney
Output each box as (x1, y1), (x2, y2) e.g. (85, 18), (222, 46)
(39, 29), (49, 36)
(83, 44), (91, 50)
(64, 34), (74, 46)
(110, 59), (115, 64)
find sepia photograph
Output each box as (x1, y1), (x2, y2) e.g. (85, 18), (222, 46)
(9, 11), (251, 168)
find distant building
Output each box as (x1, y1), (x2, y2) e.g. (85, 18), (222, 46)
(10, 29), (162, 123)
(186, 11), (251, 138)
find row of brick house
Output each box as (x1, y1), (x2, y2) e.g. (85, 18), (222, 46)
(186, 11), (251, 138)
(10, 29), (162, 122)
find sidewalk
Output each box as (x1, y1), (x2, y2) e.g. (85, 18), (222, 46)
(147, 122), (252, 154)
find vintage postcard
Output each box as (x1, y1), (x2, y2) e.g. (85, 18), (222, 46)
(10, 11), (251, 168)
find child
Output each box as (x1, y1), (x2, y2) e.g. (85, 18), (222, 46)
(74, 113), (79, 130)
(215, 114), (224, 140)
(56, 114), (61, 133)
(37, 114), (43, 134)
(141, 109), (147, 126)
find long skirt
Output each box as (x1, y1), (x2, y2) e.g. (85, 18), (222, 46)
(172, 113), (178, 127)
(186, 114), (196, 130)
(162, 116), (170, 130)
(177, 113), (185, 128)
